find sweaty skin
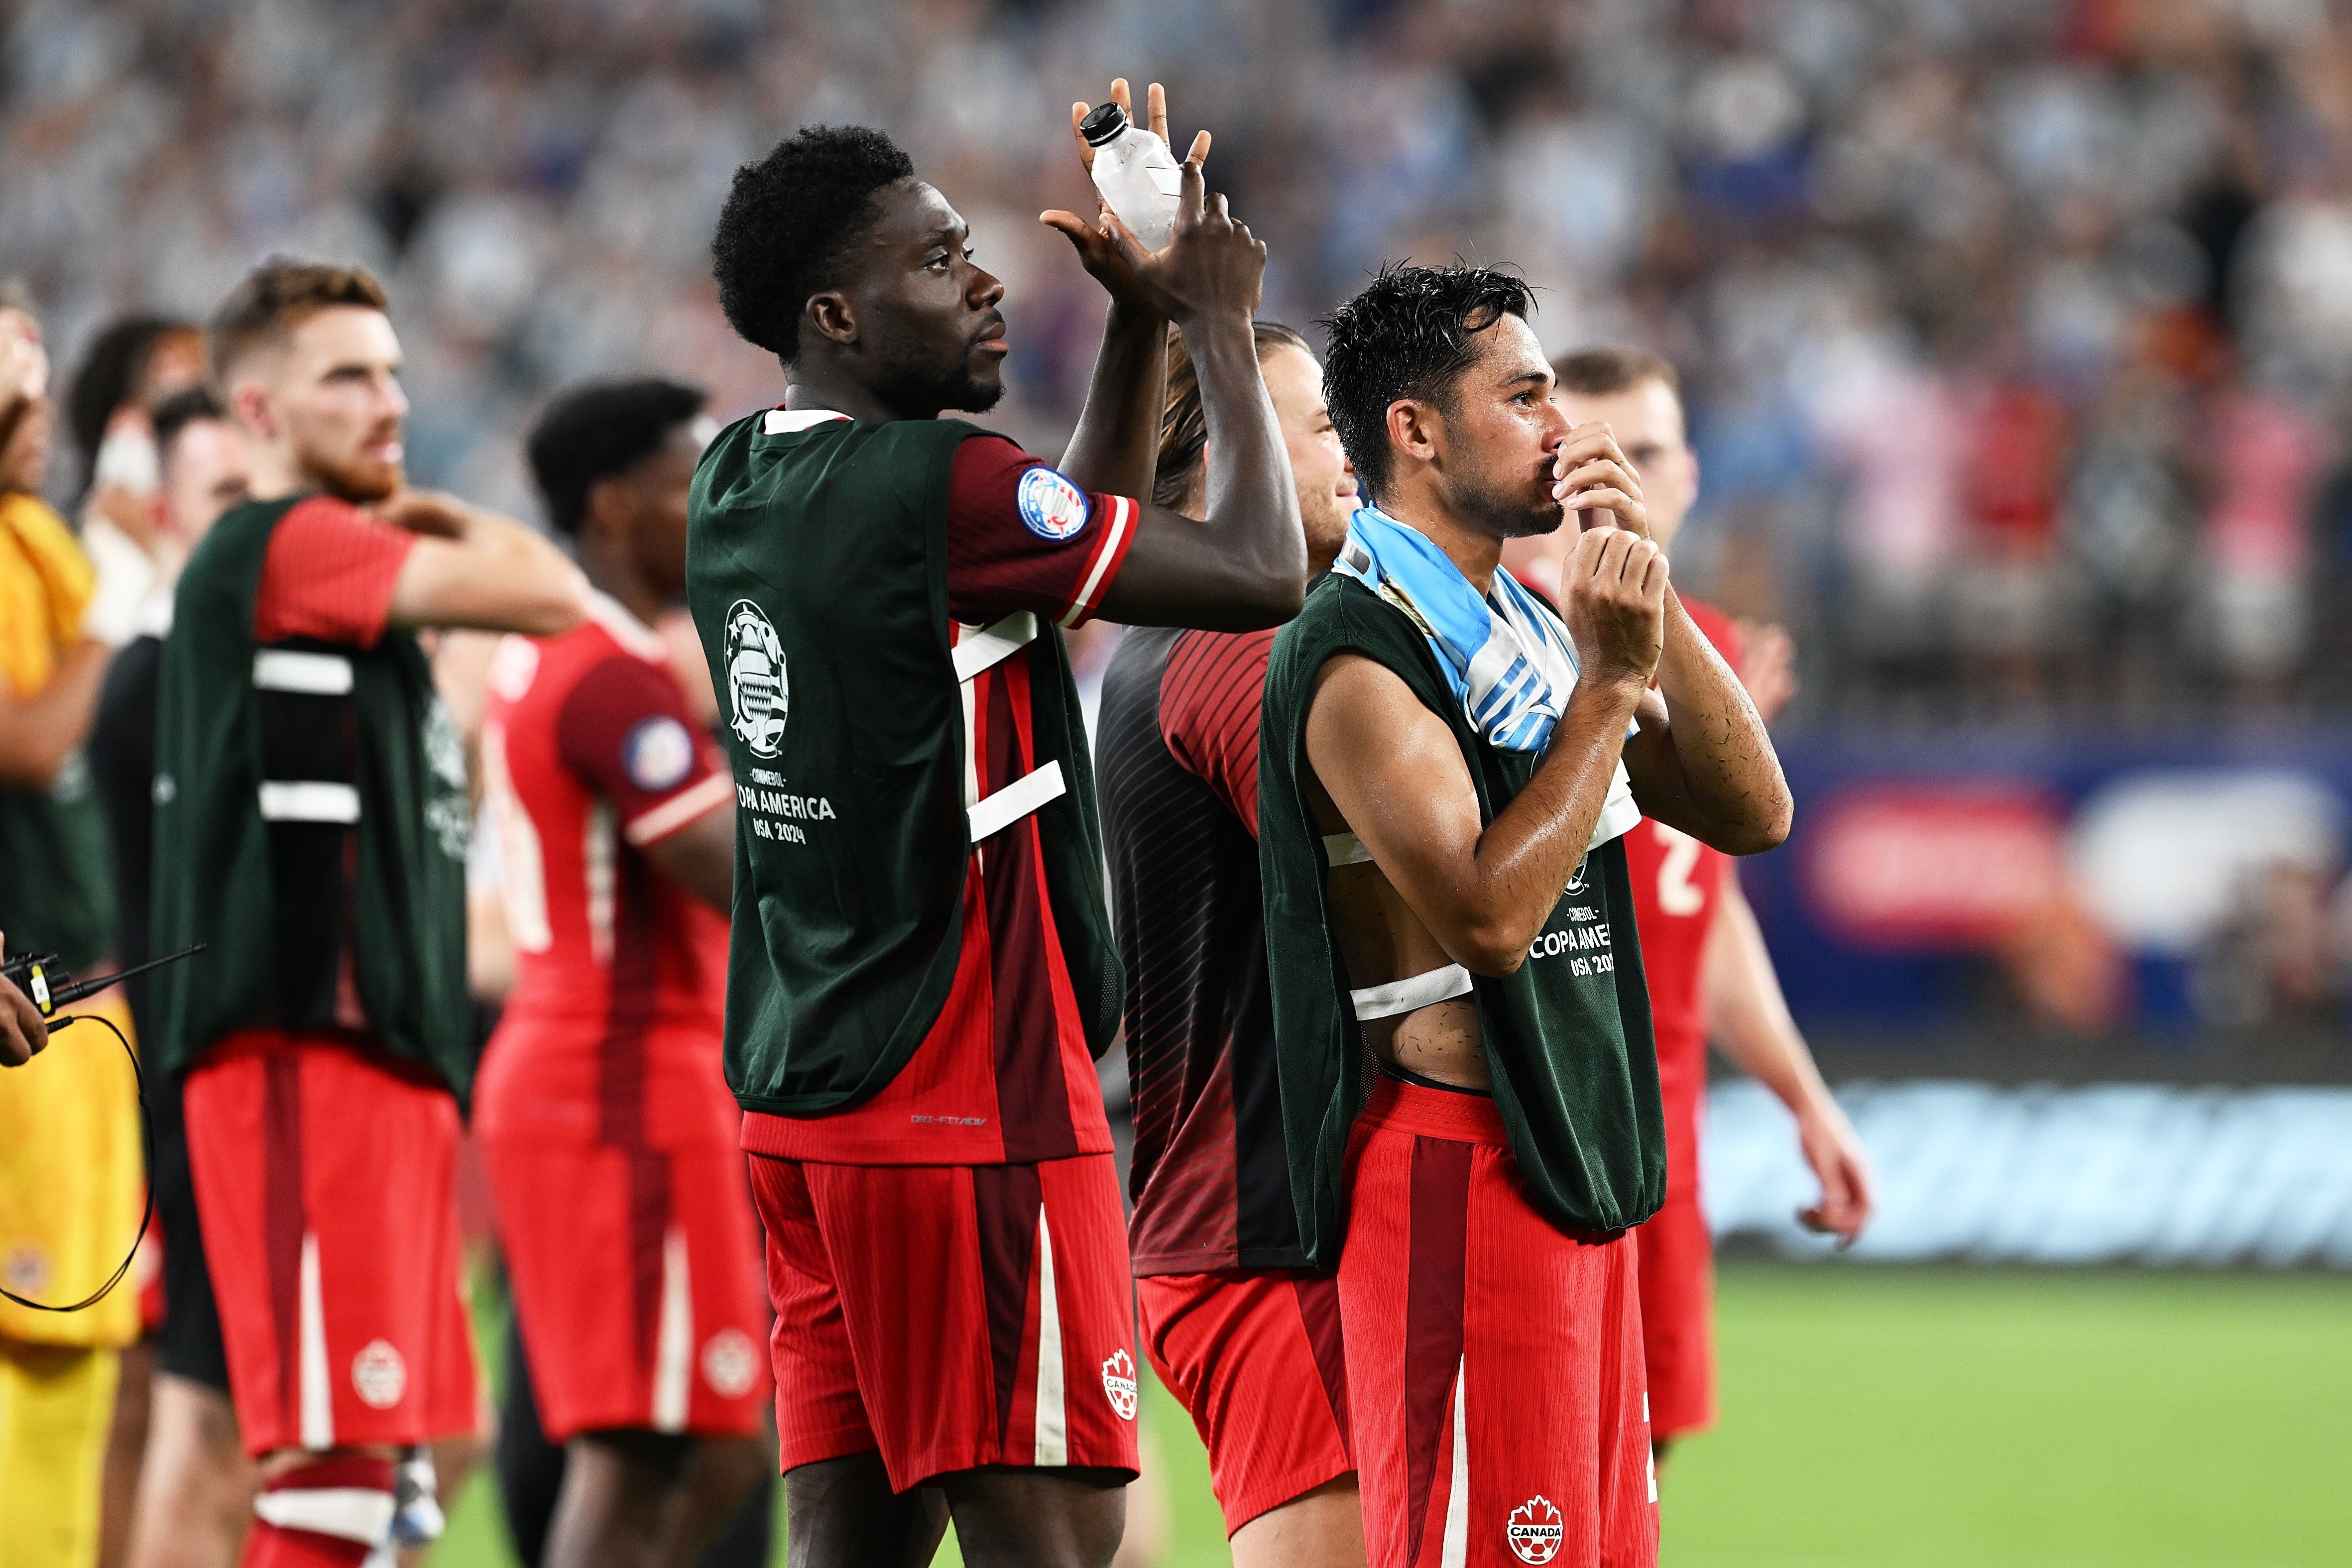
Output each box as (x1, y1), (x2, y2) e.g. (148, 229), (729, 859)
(1300, 315), (1790, 1090)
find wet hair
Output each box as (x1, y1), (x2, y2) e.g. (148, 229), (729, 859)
(1317, 263), (1535, 502)
(711, 125), (916, 363)
(207, 257), (389, 387)
(526, 378), (706, 535)
(67, 315), (195, 486)
(1153, 322), (1312, 510)
(151, 386), (228, 468)
(1552, 345), (1680, 400)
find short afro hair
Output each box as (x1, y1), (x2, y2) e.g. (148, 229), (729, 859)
(526, 378), (706, 535)
(711, 125), (916, 363)
(1318, 264), (1536, 502)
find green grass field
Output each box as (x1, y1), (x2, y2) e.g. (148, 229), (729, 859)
(436, 1263), (2352, 1568)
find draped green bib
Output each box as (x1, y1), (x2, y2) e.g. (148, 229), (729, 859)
(685, 412), (1121, 1117)
(1259, 573), (1665, 1265)
(150, 497), (472, 1089)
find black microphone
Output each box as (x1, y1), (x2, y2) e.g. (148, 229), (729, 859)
(1, 943), (207, 1017)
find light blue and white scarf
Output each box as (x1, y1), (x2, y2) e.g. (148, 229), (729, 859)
(1332, 504), (1641, 849)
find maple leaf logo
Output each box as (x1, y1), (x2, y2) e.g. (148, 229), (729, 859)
(1506, 1494), (1565, 1564)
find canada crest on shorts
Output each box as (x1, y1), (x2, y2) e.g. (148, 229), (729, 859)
(1506, 1495), (1565, 1564)
(352, 1339), (408, 1410)
(723, 599), (789, 758)
(1100, 1348), (1139, 1421)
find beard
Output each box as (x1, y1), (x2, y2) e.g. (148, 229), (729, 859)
(1445, 459), (1562, 541)
(306, 444), (401, 504)
(294, 418), (403, 504)
(868, 328), (1006, 418)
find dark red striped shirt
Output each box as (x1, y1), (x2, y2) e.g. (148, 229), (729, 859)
(1098, 624), (1307, 1273)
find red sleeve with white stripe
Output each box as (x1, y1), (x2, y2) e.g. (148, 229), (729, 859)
(555, 655), (734, 847)
(944, 435), (1137, 629)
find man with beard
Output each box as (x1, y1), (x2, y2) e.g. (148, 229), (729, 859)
(1501, 348), (1872, 1468)
(1256, 265), (1790, 1568)
(1094, 323), (1364, 1567)
(149, 259), (588, 1568)
(689, 90), (1302, 1568)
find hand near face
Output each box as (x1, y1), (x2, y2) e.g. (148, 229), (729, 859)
(1551, 424), (1649, 540)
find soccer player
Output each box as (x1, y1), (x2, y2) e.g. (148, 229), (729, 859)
(85, 386), (260, 1568)
(1095, 322), (1364, 1566)
(1257, 265), (1792, 1568)
(690, 92), (1302, 1568)
(1501, 349), (1873, 1461)
(473, 378), (770, 1568)
(149, 259), (588, 1568)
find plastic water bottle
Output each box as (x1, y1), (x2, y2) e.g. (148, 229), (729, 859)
(1080, 102), (1183, 251)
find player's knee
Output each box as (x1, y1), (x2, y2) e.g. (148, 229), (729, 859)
(946, 1466), (1128, 1568)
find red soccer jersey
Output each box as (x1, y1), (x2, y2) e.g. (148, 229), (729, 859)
(1097, 624), (1298, 1273)
(737, 428), (1139, 1165)
(473, 595), (740, 1150)
(1622, 597), (1744, 1156)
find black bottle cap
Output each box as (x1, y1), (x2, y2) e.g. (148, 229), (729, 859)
(1079, 101), (1130, 147)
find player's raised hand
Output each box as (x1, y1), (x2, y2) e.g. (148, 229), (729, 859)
(1040, 79), (1177, 311)
(1551, 423), (1649, 539)
(1564, 522), (1667, 689)
(1085, 108), (1261, 328)
(1, 934), (50, 1068)
(1794, 1098), (1874, 1246)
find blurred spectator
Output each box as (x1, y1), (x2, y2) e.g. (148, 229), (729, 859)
(5, 0), (2351, 719)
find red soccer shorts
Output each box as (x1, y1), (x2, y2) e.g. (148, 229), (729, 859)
(1340, 1077), (1656, 1568)
(748, 1150), (1140, 1491)
(183, 1033), (478, 1456)
(1635, 1095), (1713, 1441)
(1138, 1268), (1353, 1535)
(482, 1139), (769, 1442)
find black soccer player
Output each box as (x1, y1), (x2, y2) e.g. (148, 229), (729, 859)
(692, 84), (1301, 1568)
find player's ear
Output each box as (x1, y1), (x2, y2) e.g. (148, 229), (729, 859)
(1385, 398), (1440, 471)
(806, 290), (857, 349)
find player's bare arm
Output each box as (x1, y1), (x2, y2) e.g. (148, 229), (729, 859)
(1041, 79), (1180, 502)
(1702, 875), (1874, 1242)
(1305, 525), (1663, 982)
(382, 488), (590, 636)
(643, 804), (734, 913)
(1082, 119), (1304, 630)
(1550, 425), (1791, 855)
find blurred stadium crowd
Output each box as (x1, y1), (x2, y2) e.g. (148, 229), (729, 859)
(7, 0), (2352, 721)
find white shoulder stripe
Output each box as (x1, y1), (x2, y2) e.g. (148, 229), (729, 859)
(1058, 494), (1132, 628)
(624, 771), (736, 847)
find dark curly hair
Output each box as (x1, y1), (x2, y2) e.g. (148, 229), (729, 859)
(526, 378), (706, 535)
(1318, 263), (1535, 502)
(711, 125), (916, 362)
